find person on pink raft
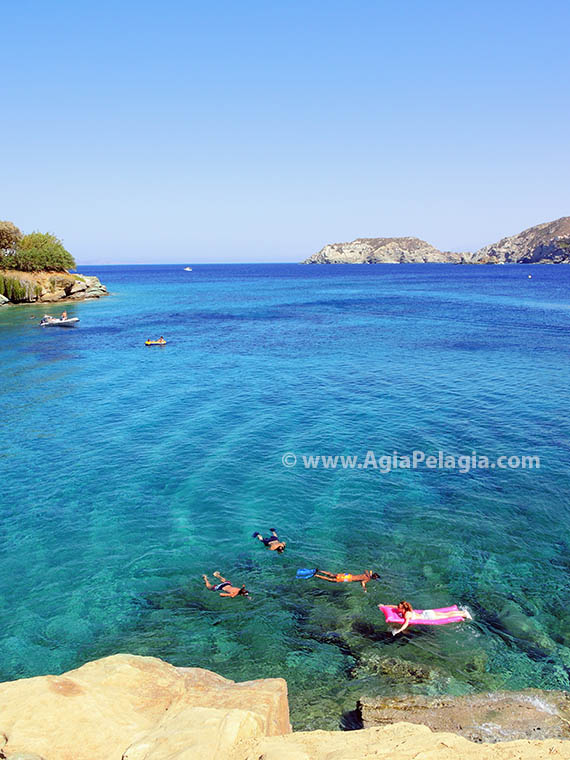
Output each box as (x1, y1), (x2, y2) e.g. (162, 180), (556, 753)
(388, 600), (472, 636)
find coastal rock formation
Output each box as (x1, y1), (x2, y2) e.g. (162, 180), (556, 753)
(470, 216), (570, 264)
(0, 270), (108, 306)
(302, 216), (570, 265)
(1, 655), (569, 759)
(232, 722), (570, 760)
(302, 237), (463, 264)
(359, 690), (570, 743)
(0, 654), (290, 760)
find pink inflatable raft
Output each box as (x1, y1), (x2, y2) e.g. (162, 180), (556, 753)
(378, 604), (467, 626)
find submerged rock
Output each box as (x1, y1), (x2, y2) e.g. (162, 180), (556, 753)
(352, 655), (439, 683)
(359, 689), (570, 743)
(495, 600), (557, 654)
(476, 595), (557, 657)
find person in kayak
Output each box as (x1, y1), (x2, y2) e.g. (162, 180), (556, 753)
(252, 528), (286, 553)
(390, 601), (471, 635)
(314, 569), (379, 592)
(202, 571), (249, 598)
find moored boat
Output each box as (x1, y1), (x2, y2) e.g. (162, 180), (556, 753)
(39, 316), (80, 328)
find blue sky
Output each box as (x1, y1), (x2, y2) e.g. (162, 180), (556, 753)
(1, 0), (569, 263)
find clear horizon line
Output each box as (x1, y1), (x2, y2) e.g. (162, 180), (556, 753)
(74, 261), (305, 267)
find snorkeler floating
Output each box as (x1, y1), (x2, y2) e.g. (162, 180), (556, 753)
(202, 571), (249, 598)
(296, 568), (379, 592)
(379, 601), (472, 635)
(252, 527), (286, 553)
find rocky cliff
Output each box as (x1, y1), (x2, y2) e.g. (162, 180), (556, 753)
(0, 654), (569, 760)
(302, 217), (570, 265)
(302, 237), (463, 264)
(0, 270), (108, 306)
(0, 654), (289, 760)
(470, 216), (570, 264)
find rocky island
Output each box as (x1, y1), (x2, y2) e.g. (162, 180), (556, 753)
(0, 654), (568, 760)
(303, 236), (463, 264)
(466, 216), (570, 264)
(302, 216), (570, 265)
(0, 220), (107, 306)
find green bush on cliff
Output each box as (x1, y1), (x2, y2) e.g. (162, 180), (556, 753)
(0, 274), (27, 301)
(2, 232), (76, 272)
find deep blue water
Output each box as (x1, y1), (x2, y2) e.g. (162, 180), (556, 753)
(1, 263), (570, 729)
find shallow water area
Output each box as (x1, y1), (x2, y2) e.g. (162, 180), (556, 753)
(1, 263), (569, 729)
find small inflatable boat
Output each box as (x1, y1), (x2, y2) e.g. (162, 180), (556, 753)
(145, 339), (167, 346)
(40, 316), (80, 328)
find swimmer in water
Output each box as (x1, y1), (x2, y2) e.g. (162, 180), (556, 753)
(252, 528), (286, 553)
(314, 569), (379, 593)
(202, 571), (249, 598)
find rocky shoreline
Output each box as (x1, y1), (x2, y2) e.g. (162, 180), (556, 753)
(0, 654), (568, 760)
(302, 216), (570, 264)
(359, 690), (570, 743)
(0, 269), (108, 307)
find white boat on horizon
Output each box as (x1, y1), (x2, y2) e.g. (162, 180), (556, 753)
(183, 267), (192, 271)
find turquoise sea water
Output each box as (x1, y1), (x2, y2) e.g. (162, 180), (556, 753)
(1, 263), (570, 729)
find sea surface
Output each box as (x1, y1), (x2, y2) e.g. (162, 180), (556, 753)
(1, 263), (569, 729)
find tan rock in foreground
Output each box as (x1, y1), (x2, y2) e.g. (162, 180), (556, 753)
(0, 655), (569, 760)
(230, 722), (570, 760)
(0, 654), (289, 760)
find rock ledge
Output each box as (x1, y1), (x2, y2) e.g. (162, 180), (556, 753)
(0, 269), (108, 306)
(1, 655), (568, 760)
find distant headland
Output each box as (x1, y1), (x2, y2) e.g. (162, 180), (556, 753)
(302, 216), (570, 265)
(0, 220), (107, 306)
